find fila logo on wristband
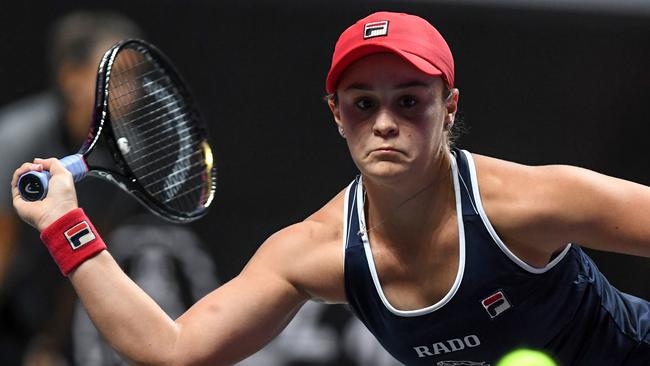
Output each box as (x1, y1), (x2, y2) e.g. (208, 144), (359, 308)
(41, 208), (106, 276)
(64, 221), (96, 250)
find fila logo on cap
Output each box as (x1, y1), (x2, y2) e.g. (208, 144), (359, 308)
(481, 290), (511, 319)
(363, 20), (389, 39)
(64, 221), (96, 250)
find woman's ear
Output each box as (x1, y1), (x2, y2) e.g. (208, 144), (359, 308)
(328, 97), (345, 137)
(445, 88), (459, 130)
(328, 97), (341, 124)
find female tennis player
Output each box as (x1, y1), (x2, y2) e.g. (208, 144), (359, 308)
(12, 11), (650, 365)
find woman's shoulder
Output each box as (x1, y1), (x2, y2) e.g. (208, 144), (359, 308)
(469, 151), (587, 188)
(467, 151), (612, 259)
(469, 151), (597, 193)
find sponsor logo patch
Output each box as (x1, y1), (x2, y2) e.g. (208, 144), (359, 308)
(481, 290), (511, 319)
(413, 335), (481, 358)
(64, 221), (96, 250)
(363, 20), (389, 39)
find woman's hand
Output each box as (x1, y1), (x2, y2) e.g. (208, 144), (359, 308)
(12, 158), (78, 232)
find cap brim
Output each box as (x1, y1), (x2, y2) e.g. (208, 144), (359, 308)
(326, 44), (443, 93)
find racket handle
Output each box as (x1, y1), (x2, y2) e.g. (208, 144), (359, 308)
(18, 155), (89, 201)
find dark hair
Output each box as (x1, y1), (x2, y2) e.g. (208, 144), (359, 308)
(447, 111), (465, 149)
(324, 92), (338, 106)
(47, 11), (144, 79)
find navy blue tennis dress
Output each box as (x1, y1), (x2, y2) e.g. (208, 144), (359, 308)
(343, 149), (650, 365)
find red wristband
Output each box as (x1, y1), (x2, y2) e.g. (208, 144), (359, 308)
(40, 208), (107, 276)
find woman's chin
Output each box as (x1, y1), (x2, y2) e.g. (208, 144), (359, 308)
(360, 162), (412, 182)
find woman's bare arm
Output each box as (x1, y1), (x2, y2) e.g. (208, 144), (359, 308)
(475, 154), (650, 263)
(12, 158), (342, 366)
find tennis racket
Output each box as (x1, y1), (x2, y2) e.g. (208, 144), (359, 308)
(18, 39), (216, 223)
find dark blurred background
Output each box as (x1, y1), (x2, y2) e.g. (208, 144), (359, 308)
(0, 0), (649, 363)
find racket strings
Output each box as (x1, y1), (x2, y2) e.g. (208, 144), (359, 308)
(144, 160), (205, 189)
(112, 84), (186, 125)
(109, 50), (147, 157)
(130, 123), (197, 154)
(107, 46), (211, 214)
(148, 167), (209, 204)
(110, 68), (162, 92)
(125, 105), (194, 142)
(137, 149), (204, 180)
(114, 103), (194, 150)
(161, 181), (207, 204)
(112, 65), (204, 210)
(127, 131), (202, 164)
(113, 102), (197, 155)
(114, 89), (181, 124)
(132, 143), (197, 171)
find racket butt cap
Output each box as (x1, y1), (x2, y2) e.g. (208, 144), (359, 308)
(18, 171), (50, 201)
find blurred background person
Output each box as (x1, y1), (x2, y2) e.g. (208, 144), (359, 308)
(0, 10), (147, 365)
(0, 11), (223, 366)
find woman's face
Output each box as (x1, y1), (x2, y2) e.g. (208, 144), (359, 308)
(330, 53), (456, 183)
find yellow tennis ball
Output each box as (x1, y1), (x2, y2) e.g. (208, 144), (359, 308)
(497, 348), (557, 366)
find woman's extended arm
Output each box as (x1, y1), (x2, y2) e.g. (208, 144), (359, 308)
(12, 158), (339, 366)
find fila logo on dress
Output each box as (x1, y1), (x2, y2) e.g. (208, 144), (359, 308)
(64, 221), (96, 250)
(481, 290), (512, 319)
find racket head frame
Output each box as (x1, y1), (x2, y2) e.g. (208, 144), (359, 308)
(83, 39), (216, 223)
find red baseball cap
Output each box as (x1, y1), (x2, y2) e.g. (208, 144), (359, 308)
(326, 11), (454, 94)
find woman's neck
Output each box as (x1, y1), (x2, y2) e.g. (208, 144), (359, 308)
(361, 150), (455, 250)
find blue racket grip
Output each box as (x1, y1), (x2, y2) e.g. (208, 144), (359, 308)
(18, 155), (88, 201)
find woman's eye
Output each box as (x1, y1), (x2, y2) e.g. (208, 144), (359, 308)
(355, 98), (374, 110)
(399, 96), (418, 108)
